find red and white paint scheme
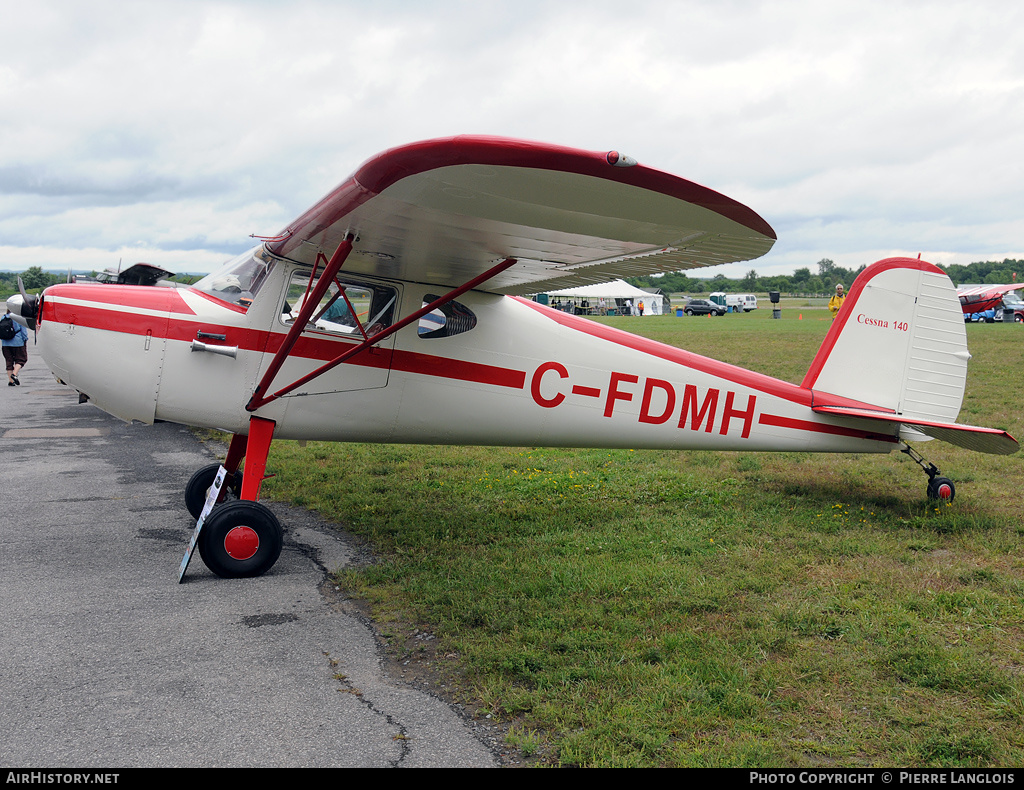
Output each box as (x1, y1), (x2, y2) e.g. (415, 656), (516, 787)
(956, 282), (1022, 316)
(7, 136), (1018, 579)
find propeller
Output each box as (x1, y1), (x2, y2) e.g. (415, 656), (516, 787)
(13, 276), (39, 331)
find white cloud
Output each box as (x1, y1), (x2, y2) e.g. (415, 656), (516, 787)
(2, 0), (1024, 278)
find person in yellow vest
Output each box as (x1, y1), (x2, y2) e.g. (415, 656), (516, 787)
(828, 283), (845, 320)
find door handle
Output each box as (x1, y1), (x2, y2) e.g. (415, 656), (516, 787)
(190, 340), (238, 359)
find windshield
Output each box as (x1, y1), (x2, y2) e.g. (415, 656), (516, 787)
(193, 246), (276, 309)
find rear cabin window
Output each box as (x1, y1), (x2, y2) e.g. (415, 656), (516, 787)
(282, 270), (397, 337)
(418, 295), (477, 339)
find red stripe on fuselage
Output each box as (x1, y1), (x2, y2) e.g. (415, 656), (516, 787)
(758, 413), (898, 444)
(514, 297), (814, 405)
(390, 350), (526, 388)
(41, 292), (525, 389)
(45, 300), (171, 336)
(512, 298), (898, 443)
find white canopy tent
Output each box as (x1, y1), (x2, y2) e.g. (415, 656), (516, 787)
(541, 279), (665, 315)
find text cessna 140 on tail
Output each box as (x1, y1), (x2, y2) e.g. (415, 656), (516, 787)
(6, 136), (1018, 580)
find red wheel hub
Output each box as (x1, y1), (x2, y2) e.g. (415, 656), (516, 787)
(936, 482), (953, 500)
(224, 526), (260, 560)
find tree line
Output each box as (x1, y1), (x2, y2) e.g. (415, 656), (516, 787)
(0, 266), (64, 298)
(0, 266), (203, 299)
(627, 258), (1024, 296)
(3, 258), (1022, 302)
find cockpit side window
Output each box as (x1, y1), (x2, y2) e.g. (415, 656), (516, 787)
(192, 246), (276, 310)
(281, 269), (397, 338)
(418, 295), (477, 339)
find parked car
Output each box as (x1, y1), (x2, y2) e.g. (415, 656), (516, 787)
(965, 308), (997, 323)
(684, 299), (726, 316)
(1002, 293), (1024, 322)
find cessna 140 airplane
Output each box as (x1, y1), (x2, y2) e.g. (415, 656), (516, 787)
(6, 135), (1018, 580)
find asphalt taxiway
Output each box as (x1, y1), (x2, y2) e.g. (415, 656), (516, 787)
(0, 359), (497, 768)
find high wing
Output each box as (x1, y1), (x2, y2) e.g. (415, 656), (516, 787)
(265, 135), (776, 295)
(957, 282), (1022, 313)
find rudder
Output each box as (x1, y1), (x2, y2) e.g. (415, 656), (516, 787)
(802, 258), (970, 423)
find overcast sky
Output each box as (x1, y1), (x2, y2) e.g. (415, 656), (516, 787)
(3, 0), (1024, 279)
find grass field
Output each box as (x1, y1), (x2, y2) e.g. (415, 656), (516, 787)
(260, 302), (1024, 767)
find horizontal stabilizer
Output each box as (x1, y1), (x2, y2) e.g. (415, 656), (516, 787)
(812, 405), (1019, 455)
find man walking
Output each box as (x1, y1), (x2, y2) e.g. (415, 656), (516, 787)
(2, 311), (29, 386)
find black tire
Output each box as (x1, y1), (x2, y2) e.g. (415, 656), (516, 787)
(185, 463), (243, 519)
(927, 476), (955, 503)
(1015, 314), (1023, 323)
(685, 309), (694, 316)
(198, 500), (283, 578)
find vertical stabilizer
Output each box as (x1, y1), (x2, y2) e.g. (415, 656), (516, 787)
(802, 258), (969, 423)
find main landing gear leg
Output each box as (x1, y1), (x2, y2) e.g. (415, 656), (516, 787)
(192, 417), (284, 578)
(184, 433), (248, 519)
(900, 442), (956, 503)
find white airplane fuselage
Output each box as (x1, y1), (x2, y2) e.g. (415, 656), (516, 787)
(36, 252), (897, 456)
(16, 135), (1015, 580)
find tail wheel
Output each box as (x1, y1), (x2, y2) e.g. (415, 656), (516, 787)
(198, 500), (283, 578)
(902, 444), (956, 505)
(185, 463), (243, 519)
(928, 476), (956, 503)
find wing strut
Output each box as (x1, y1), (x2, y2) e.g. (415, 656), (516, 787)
(246, 251), (518, 411)
(248, 234), (356, 411)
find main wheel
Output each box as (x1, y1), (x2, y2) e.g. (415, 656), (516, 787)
(198, 500), (283, 578)
(927, 476), (955, 503)
(185, 463), (243, 519)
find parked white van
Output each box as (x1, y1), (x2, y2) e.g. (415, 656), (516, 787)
(726, 294), (758, 312)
